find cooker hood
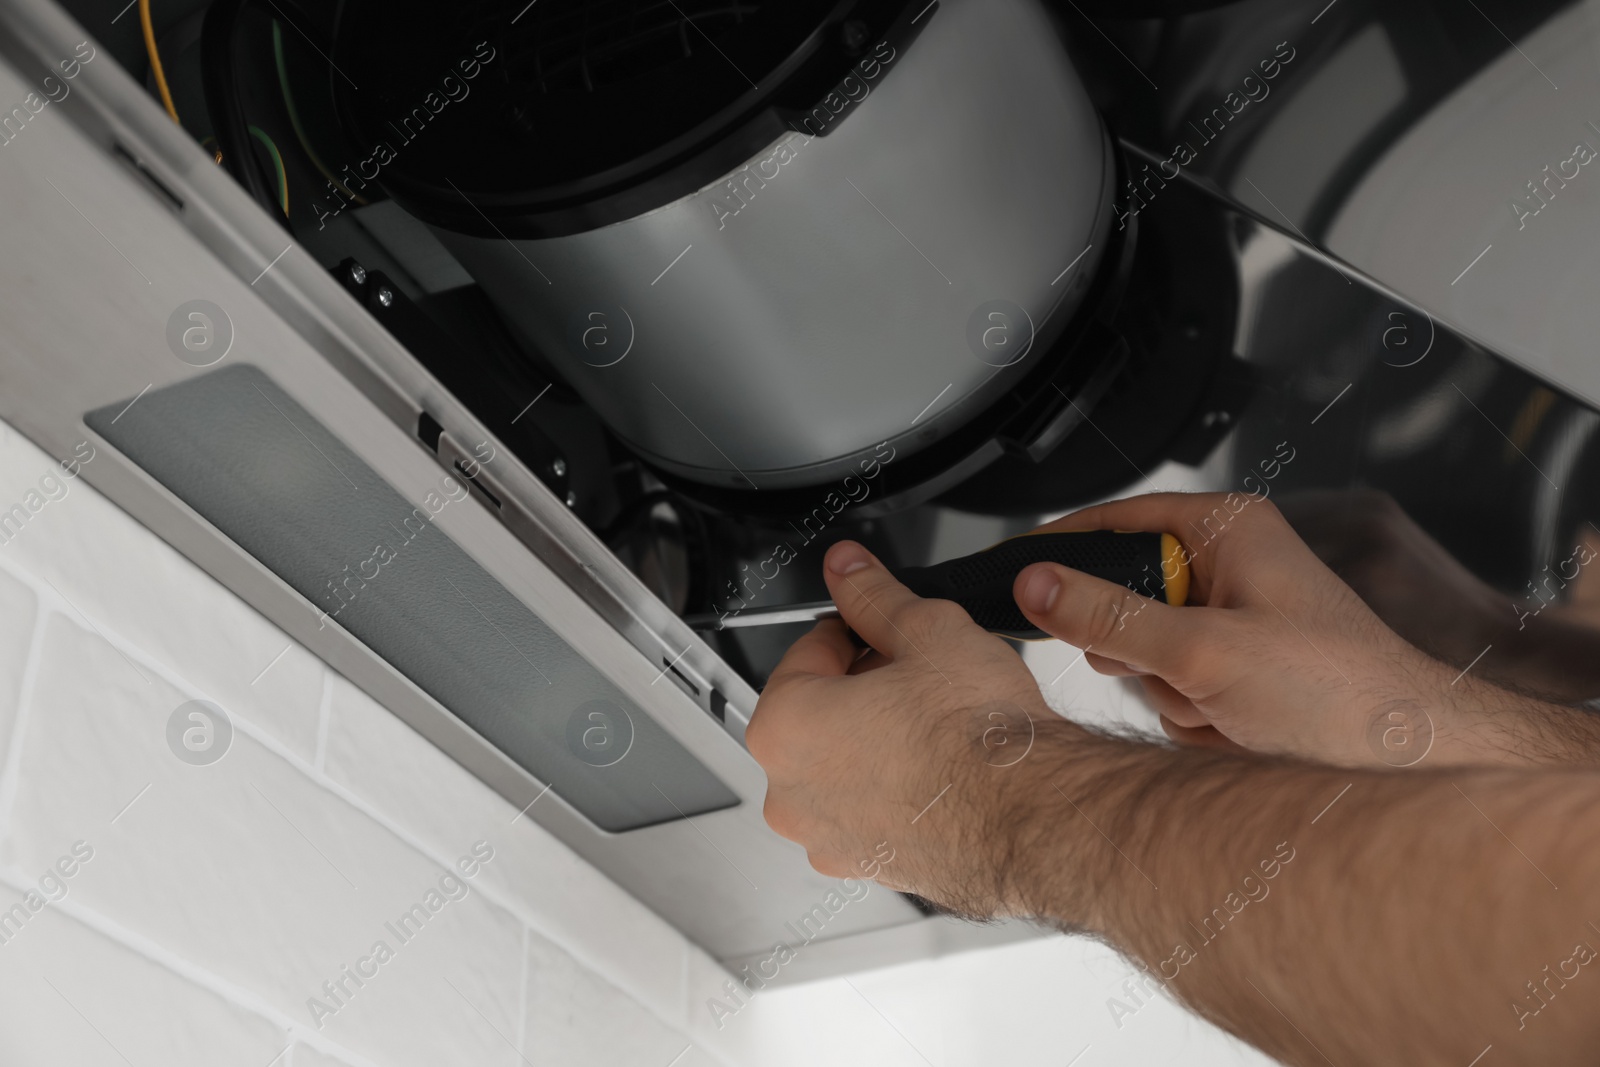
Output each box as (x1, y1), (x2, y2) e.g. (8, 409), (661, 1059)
(10, 0), (1600, 989)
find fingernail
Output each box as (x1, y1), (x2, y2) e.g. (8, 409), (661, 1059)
(827, 540), (873, 576)
(1019, 567), (1060, 613)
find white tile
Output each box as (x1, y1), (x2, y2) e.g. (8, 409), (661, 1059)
(524, 926), (705, 1067)
(696, 934), (1280, 1067)
(685, 945), (740, 1045)
(0, 905), (286, 1066)
(686, 943), (807, 1067)
(0, 565), (37, 790)
(0, 421), (323, 760)
(690, 968), (926, 1067)
(291, 1043), (370, 1067)
(322, 670), (692, 1025)
(3, 614), (525, 1067)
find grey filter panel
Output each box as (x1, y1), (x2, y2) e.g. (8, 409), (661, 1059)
(87, 364), (739, 831)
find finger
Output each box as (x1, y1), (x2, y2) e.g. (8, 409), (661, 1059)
(767, 617), (857, 686)
(1042, 490), (1247, 539)
(1085, 651), (1140, 677)
(1137, 675), (1208, 727)
(822, 541), (930, 658)
(1014, 562), (1228, 687)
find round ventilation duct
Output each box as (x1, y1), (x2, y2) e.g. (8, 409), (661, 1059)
(332, 0), (1116, 501)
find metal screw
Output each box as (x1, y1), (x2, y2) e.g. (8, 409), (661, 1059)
(349, 263), (367, 285)
(551, 457), (567, 478)
(377, 287), (394, 307)
(564, 491), (578, 508)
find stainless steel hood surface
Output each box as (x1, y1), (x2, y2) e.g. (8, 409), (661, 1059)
(1082, 0), (1600, 412)
(433, 0), (1114, 489)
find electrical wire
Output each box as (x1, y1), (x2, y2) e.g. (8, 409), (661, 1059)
(598, 486), (716, 616)
(249, 125), (290, 215)
(145, 0), (291, 219)
(199, 130), (289, 215)
(202, 0), (282, 217)
(272, 20), (366, 205)
(139, 0), (180, 123)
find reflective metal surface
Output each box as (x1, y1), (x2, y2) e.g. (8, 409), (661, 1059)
(1075, 0), (1600, 407)
(436, 0), (1114, 489)
(685, 601), (839, 629)
(711, 1), (1600, 703)
(1032, 0), (1600, 699)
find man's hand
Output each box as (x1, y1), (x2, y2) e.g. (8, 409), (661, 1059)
(747, 539), (1056, 914)
(1011, 491), (1600, 768)
(749, 508), (1600, 1066)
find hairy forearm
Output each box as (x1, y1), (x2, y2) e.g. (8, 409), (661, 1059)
(1439, 670), (1600, 767)
(1001, 723), (1600, 1065)
(1346, 643), (1600, 768)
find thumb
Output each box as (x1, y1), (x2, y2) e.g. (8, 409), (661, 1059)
(822, 540), (930, 659)
(1013, 562), (1217, 679)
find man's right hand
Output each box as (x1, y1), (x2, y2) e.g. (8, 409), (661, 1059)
(1010, 491), (1600, 768)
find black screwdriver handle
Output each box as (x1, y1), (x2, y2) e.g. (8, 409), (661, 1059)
(894, 530), (1190, 640)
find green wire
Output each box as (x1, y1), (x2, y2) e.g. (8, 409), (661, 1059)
(247, 124), (290, 216)
(200, 132), (286, 217)
(273, 20), (364, 204)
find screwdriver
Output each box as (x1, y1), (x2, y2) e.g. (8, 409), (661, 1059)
(683, 530), (1190, 640)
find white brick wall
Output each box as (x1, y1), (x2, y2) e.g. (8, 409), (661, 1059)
(0, 417), (730, 1066)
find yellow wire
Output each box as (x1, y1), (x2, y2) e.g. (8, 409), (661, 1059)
(249, 125), (292, 216)
(140, 0), (181, 124)
(203, 133), (292, 216)
(150, 7), (289, 219)
(274, 20), (366, 205)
